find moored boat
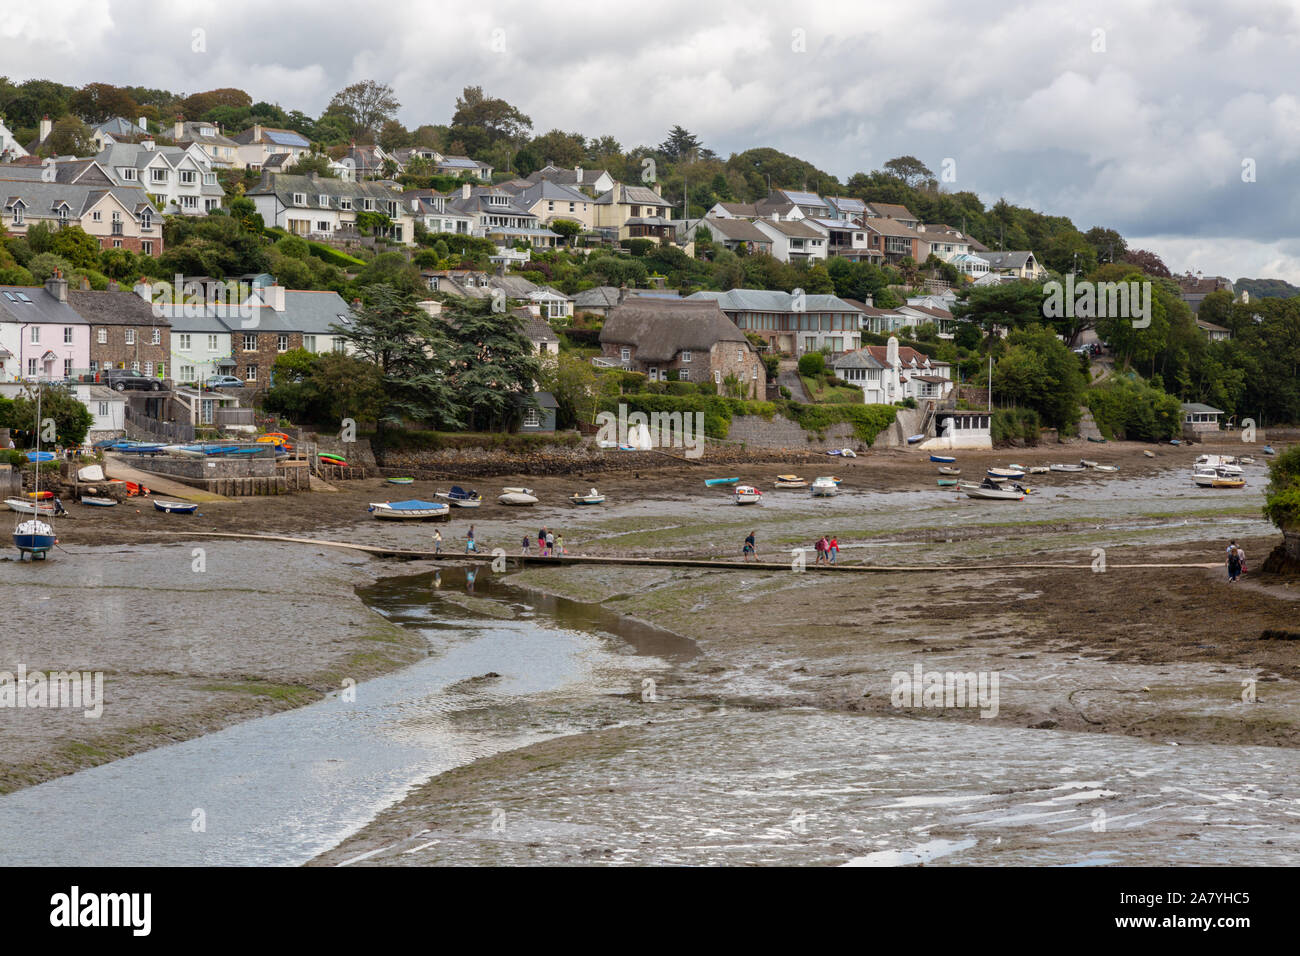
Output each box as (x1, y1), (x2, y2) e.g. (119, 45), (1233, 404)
(1079, 459), (1098, 468)
(386, 477), (415, 485)
(569, 488), (606, 505)
(1092, 464), (1120, 473)
(1143, 450), (1156, 458)
(1050, 463), (1086, 472)
(79, 496), (117, 507)
(774, 474), (807, 488)
(368, 499), (451, 520)
(13, 518), (55, 559)
(1263, 445), (1276, 455)
(987, 467), (1026, 481)
(153, 499), (198, 514)
(436, 485), (482, 508)
(937, 466), (961, 475)
(704, 477), (740, 486)
(733, 485), (763, 505)
(961, 482), (1025, 501)
(6, 497), (55, 515)
(929, 455), (956, 463)
(937, 478), (959, 487)
(502, 486), (533, 495)
(809, 476), (840, 496)
(1087, 436), (1108, 443)
(1211, 477), (1246, 489)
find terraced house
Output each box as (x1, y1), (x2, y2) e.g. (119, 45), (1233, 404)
(68, 284), (170, 379)
(0, 159), (163, 255)
(247, 171), (415, 245)
(0, 276), (90, 382)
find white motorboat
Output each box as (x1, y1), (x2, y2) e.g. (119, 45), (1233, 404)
(1027, 466), (1050, 474)
(987, 468), (1026, 481)
(436, 485), (482, 507)
(733, 485), (763, 505)
(809, 476), (840, 497)
(569, 488), (606, 505)
(498, 491), (538, 506)
(1192, 467), (1219, 487)
(368, 499), (451, 520)
(961, 482), (1025, 501)
(1092, 464), (1120, 473)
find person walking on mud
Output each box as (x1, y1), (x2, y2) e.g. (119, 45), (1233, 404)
(1227, 545), (1243, 583)
(556, 533), (565, 555)
(545, 530), (555, 556)
(743, 531), (756, 562)
(521, 535), (530, 555)
(466, 524), (476, 554)
(433, 529), (442, 554)
(828, 535), (839, 564)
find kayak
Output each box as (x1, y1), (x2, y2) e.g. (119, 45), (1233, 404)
(319, 453), (347, 465)
(387, 477), (415, 485)
(26, 451), (55, 462)
(704, 477), (740, 486)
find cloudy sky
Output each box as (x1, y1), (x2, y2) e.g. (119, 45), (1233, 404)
(5, 0), (1300, 281)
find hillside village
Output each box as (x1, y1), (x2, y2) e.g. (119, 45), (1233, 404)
(0, 79), (1296, 453)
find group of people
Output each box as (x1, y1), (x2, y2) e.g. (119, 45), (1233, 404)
(526, 527), (564, 556)
(1227, 540), (1248, 582)
(814, 534), (839, 564)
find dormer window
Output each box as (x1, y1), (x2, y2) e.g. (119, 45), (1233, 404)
(362, 199), (374, 212)
(293, 193), (306, 205)
(488, 195), (508, 206)
(11, 200), (24, 225)
(339, 198), (352, 211)
(319, 194), (329, 207)
(121, 168), (137, 181)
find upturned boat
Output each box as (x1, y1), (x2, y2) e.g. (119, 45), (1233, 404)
(987, 467), (1026, 481)
(502, 486), (533, 495)
(498, 491), (538, 506)
(79, 497), (117, 507)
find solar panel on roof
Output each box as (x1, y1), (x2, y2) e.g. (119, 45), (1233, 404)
(784, 190), (823, 204)
(442, 157), (476, 167)
(266, 130), (309, 147)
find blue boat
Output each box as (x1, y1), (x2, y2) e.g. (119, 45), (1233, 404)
(1263, 445), (1276, 455)
(929, 455), (956, 463)
(154, 499), (198, 514)
(25, 450), (54, 462)
(368, 500), (450, 520)
(704, 477), (740, 486)
(13, 519), (56, 559)
(906, 434), (925, 444)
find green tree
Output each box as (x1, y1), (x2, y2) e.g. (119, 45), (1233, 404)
(994, 325), (1085, 430)
(445, 299), (543, 431)
(325, 81), (399, 137)
(549, 218), (582, 245)
(6, 385), (94, 446)
(538, 351), (601, 428)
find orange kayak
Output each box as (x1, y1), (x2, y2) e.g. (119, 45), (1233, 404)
(26, 491), (54, 500)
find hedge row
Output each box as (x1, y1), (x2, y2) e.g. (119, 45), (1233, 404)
(780, 402), (896, 444)
(307, 242), (368, 269)
(599, 393), (896, 445)
(991, 408), (1041, 444)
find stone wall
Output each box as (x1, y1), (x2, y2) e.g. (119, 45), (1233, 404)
(725, 415), (861, 450)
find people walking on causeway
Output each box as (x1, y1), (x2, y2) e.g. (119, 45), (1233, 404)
(828, 535), (839, 564)
(1227, 544), (1243, 583)
(743, 531), (757, 562)
(814, 535), (828, 564)
(556, 533), (565, 555)
(538, 527), (547, 555)
(545, 530), (555, 555)
(522, 535), (530, 555)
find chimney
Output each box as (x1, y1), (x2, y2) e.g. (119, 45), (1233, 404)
(79, 275), (90, 291)
(39, 115), (52, 143)
(617, 284), (627, 304)
(574, 165), (582, 182)
(461, 183), (471, 200)
(142, 138), (154, 151)
(264, 282), (285, 312)
(174, 116), (185, 141)
(864, 294), (873, 308)
(772, 211), (781, 222)
(253, 124), (263, 142)
(133, 279), (152, 302)
(138, 116), (148, 134)
(45, 269), (67, 303)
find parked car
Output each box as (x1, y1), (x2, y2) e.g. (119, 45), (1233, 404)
(205, 375), (245, 389)
(103, 369), (163, 392)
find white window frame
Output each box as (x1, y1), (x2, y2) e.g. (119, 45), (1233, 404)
(125, 329), (135, 345)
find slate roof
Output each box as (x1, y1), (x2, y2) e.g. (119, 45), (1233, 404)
(0, 285), (88, 324)
(867, 202), (918, 221)
(246, 172), (406, 210)
(688, 289), (862, 314)
(595, 184), (673, 208)
(67, 289), (170, 327)
(1181, 402), (1223, 414)
(516, 180), (591, 207)
(699, 216), (771, 243)
(975, 251), (1037, 270)
(755, 217), (825, 239)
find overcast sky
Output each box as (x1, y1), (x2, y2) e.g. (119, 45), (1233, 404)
(5, 0), (1300, 281)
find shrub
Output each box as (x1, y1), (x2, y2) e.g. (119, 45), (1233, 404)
(992, 408), (1041, 444)
(797, 352), (825, 377)
(781, 402), (897, 444)
(307, 242), (367, 269)
(1085, 377), (1181, 441)
(1264, 444), (1300, 531)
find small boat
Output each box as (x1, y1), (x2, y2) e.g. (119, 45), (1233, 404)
(77, 464), (105, 482)
(257, 435), (294, 450)
(124, 480), (150, 497)
(937, 466), (961, 476)
(1050, 463), (1086, 473)
(6, 497), (55, 515)
(809, 476), (840, 497)
(569, 488), (605, 505)
(79, 497), (117, 507)
(13, 518), (55, 559)
(386, 477), (415, 485)
(25, 450), (55, 462)
(987, 468), (1026, 481)
(733, 485), (763, 505)
(1143, 450), (1156, 458)
(153, 499), (198, 514)
(116, 443), (165, 455)
(436, 485), (482, 508)
(929, 455), (956, 463)
(705, 477), (740, 486)
(25, 490), (53, 500)
(1092, 464), (1120, 473)
(502, 487), (533, 495)
(1192, 467), (1219, 487)
(1263, 445), (1276, 455)
(774, 474), (807, 488)
(1169, 439), (1183, 446)
(164, 444), (206, 458)
(1212, 477), (1246, 489)
(1238, 456), (1256, 465)
(839, 448), (857, 458)
(961, 482), (1025, 501)
(368, 499), (451, 520)
(1079, 459), (1098, 468)
(906, 434), (924, 444)
(1027, 466), (1050, 474)
(937, 478), (959, 487)
(498, 491), (538, 506)
(1087, 436), (1108, 443)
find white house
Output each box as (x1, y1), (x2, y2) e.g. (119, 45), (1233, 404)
(73, 384), (126, 441)
(0, 118), (29, 161)
(246, 172), (415, 245)
(752, 215), (828, 263)
(832, 338), (953, 404)
(232, 125), (312, 172)
(96, 141), (223, 215)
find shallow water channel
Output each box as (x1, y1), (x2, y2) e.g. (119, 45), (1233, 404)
(1, 566), (1295, 866)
